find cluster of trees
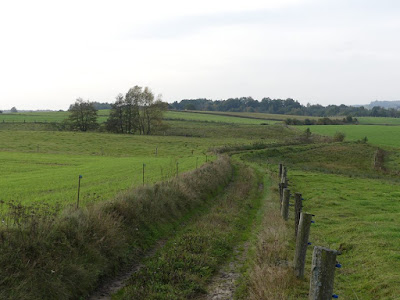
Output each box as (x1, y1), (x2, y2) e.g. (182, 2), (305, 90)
(105, 86), (168, 134)
(68, 98), (98, 131)
(284, 116), (359, 126)
(170, 97), (400, 117)
(67, 86), (167, 134)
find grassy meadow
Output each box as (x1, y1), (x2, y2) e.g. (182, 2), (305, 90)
(357, 116), (400, 125)
(0, 131), (218, 210)
(299, 124), (400, 148)
(165, 110), (275, 124)
(0, 110), (110, 123)
(0, 111), (294, 210)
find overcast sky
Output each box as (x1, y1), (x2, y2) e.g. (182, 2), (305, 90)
(0, 0), (399, 110)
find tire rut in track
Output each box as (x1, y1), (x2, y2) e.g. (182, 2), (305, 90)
(87, 239), (166, 300)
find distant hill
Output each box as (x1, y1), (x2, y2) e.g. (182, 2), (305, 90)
(365, 100), (400, 109)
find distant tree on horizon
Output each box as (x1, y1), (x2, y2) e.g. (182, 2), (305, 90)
(10, 107), (17, 113)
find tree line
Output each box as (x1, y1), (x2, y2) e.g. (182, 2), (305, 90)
(169, 97), (400, 117)
(284, 116), (358, 126)
(66, 86), (168, 133)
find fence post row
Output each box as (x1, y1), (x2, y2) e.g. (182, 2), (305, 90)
(309, 246), (338, 300)
(277, 164), (340, 297)
(294, 212), (313, 278)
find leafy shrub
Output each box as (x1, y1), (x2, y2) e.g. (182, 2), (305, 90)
(333, 132), (346, 142)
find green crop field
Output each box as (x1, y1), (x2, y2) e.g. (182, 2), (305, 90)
(290, 170), (400, 299)
(0, 130), (218, 212)
(357, 116), (400, 125)
(0, 114), (294, 211)
(0, 110), (110, 124)
(0, 110), (277, 125)
(298, 125), (400, 148)
(165, 111), (275, 124)
(184, 110), (326, 121)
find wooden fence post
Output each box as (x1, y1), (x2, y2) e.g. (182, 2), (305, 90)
(294, 193), (303, 238)
(281, 166), (287, 183)
(294, 212), (313, 278)
(309, 246), (338, 300)
(280, 167), (288, 203)
(281, 188), (290, 221)
(279, 163), (283, 179)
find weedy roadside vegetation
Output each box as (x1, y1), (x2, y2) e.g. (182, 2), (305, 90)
(245, 180), (297, 300)
(0, 156), (232, 300)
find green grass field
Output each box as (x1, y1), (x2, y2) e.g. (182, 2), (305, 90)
(2, 108), (400, 299)
(0, 131), (218, 211)
(0, 110), (276, 125)
(0, 115), (292, 210)
(299, 125), (400, 148)
(0, 151), (206, 210)
(241, 142), (400, 299)
(165, 111), (275, 124)
(183, 110), (324, 121)
(0, 110), (110, 123)
(357, 116), (400, 125)
(290, 170), (400, 299)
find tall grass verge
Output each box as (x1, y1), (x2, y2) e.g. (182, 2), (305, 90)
(0, 156), (232, 300)
(245, 173), (300, 300)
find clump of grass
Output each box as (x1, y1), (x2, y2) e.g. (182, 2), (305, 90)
(373, 148), (386, 170)
(0, 156), (233, 300)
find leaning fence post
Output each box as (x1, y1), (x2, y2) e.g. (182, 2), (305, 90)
(294, 212), (313, 278)
(309, 246), (338, 300)
(294, 193), (303, 238)
(279, 163), (283, 179)
(281, 188), (290, 220)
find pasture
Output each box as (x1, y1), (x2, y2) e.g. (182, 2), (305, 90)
(0, 110), (110, 123)
(165, 110), (274, 124)
(0, 131), (216, 210)
(241, 142), (400, 299)
(299, 125), (400, 148)
(0, 111), (293, 210)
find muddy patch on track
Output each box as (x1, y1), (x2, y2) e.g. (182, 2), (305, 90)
(201, 243), (248, 300)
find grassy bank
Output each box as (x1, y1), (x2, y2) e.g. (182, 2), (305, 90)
(0, 156), (232, 300)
